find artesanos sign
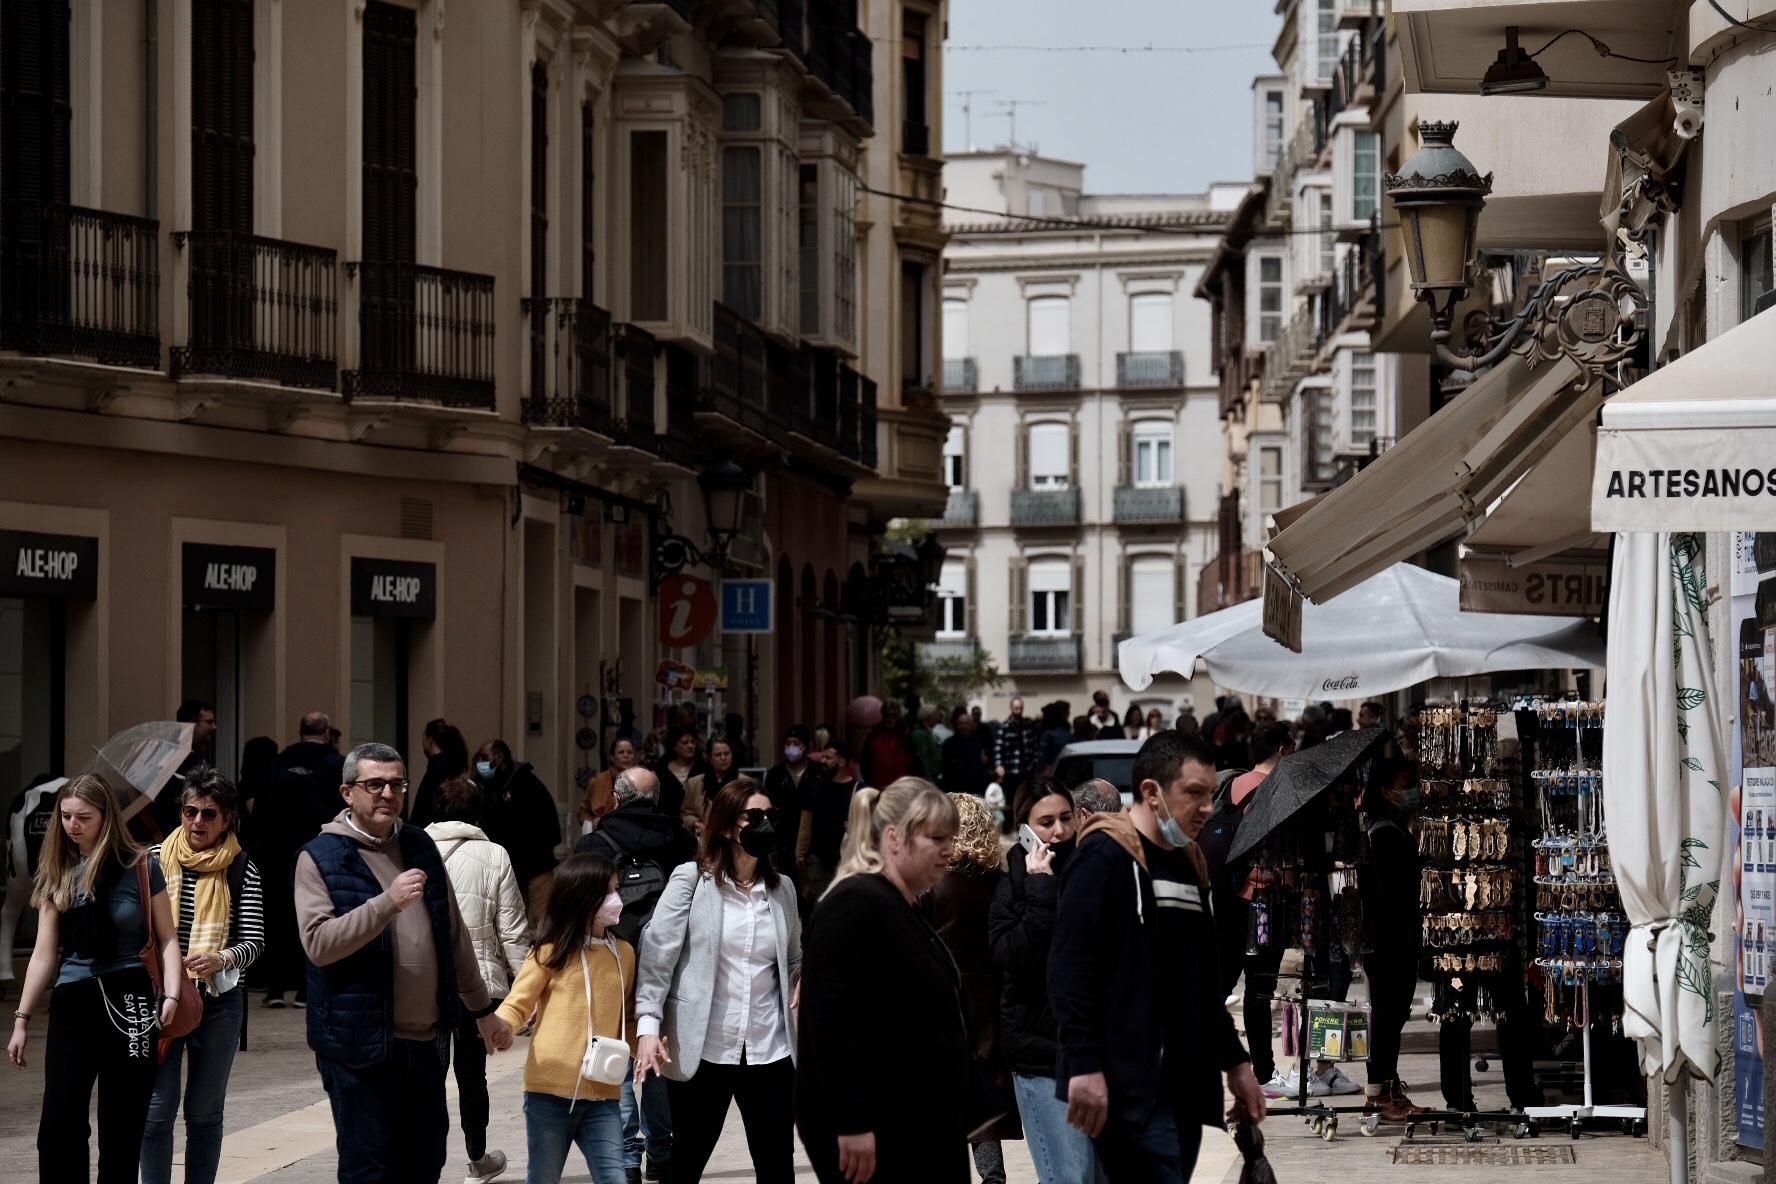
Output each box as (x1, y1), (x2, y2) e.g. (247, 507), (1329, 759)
(1459, 555), (1607, 618)
(1594, 424), (1776, 532)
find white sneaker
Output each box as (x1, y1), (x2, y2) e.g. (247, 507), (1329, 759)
(1314, 1065), (1363, 1095)
(466, 1151), (508, 1182)
(1260, 1071), (1294, 1098)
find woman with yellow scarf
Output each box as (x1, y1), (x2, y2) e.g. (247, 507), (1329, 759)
(141, 767), (265, 1184)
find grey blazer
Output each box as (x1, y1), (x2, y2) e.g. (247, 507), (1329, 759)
(635, 863), (802, 1081)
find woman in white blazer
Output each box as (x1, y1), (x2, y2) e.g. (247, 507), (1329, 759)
(424, 776), (532, 1184)
(634, 776), (801, 1184)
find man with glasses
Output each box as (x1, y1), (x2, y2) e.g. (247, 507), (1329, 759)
(295, 741), (513, 1184)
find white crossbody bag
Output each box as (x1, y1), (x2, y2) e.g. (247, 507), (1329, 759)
(577, 939), (629, 1095)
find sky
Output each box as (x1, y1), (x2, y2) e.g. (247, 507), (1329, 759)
(941, 0), (1283, 195)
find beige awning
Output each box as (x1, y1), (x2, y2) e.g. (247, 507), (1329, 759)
(1269, 352), (1598, 602)
(1466, 418), (1607, 562)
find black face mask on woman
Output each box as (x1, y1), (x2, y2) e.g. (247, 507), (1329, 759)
(738, 820), (777, 859)
(1045, 836), (1077, 862)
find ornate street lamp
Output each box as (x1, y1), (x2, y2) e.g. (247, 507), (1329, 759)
(651, 460), (754, 588)
(1386, 121), (1646, 374)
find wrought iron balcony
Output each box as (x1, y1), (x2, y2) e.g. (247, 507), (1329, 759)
(1113, 485), (1186, 525)
(920, 637), (979, 665)
(0, 201), (161, 369)
(344, 261), (495, 408)
(613, 322), (658, 447)
(171, 231), (337, 388)
(1013, 354), (1081, 392)
(859, 374), (878, 468)
(522, 297), (613, 436)
(1008, 634), (1082, 674)
(805, 13), (873, 125)
(659, 342), (699, 464)
(1010, 487), (1081, 527)
(704, 302), (771, 437)
(838, 364), (860, 459)
(933, 489), (977, 528)
(943, 357), (978, 392)
(1115, 350), (1184, 389)
(767, 337), (806, 437)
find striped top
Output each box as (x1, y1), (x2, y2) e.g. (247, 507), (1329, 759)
(148, 847), (266, 996)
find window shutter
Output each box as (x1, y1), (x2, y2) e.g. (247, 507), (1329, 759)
(1009, 559), (1027, 637)
(191, 0), (255, 235)
(1071, 554), (1085, 635)
(1117, 423), (1131, 488)
(1014, 426), (1028, 490)
(1068, 424), (1080, 490)
(363, 1), (417, 266)
(965, 556), (978, 639)
(3, 0), (75, 207)
(581, 102), (596, 300)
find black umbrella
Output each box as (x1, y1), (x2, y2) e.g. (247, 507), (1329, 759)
(1226, 727), (1389, 862)
(1232, 1116), (1278, 1184)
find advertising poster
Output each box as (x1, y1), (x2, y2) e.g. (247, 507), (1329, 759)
(1735, 533), (1775, 1149)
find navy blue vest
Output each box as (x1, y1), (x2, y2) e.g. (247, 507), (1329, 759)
(303, 826), (456, 1068)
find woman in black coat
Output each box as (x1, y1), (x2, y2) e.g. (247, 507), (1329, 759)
(797, 778), (971, 1184)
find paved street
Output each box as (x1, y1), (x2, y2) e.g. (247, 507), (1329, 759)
(2, 987), (1671, 1183)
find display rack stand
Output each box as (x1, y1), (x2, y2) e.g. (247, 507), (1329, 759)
(1522, 1016), (1648, 1137)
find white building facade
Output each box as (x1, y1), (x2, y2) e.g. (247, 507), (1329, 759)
(934, 153), (1238, 719)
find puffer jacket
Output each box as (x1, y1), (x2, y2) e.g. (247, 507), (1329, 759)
(425, 821), (532, 998)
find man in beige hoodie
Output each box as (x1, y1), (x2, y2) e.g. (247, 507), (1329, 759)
(295, 741), (513, 1184)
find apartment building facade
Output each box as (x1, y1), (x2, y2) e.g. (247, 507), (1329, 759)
(0, 0), (948, 821)
(933, 152), (1235, 719)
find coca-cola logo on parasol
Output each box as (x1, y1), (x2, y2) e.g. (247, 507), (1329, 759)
(1321, 675), (1361, 693)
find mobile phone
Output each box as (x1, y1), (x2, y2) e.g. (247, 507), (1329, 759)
(1018, 823), (1043, 855)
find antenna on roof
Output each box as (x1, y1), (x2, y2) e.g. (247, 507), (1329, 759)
(989, 99), (1047, 154)
(948, 89), (997, 152)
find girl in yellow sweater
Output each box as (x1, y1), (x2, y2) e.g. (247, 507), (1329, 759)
(497, 853), (636, 1184)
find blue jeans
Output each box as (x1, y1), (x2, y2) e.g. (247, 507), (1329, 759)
(618, 1060), (673, 1168)
(1012, 1073), (1097, 1184)
(142, 987), (246, 1184)
(523, 1092), (624, 1184)
(1093, 1102), (1203, 1184)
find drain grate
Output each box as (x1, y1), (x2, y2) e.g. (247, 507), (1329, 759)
(1390, 1144), (1578, 1166)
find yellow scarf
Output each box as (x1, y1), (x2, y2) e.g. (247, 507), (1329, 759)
(159, 829), (240, 982)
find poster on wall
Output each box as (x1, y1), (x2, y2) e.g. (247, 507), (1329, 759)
(1735, 532), (1775, 1149)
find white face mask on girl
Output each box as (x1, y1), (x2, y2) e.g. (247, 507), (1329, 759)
(595, 891), (624, 933)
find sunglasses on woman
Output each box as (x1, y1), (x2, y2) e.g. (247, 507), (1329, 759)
(181, 805), (222, 822)
(741, 808), (781, 828)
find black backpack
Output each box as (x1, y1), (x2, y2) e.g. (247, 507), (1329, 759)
(602, 836), (669, 947)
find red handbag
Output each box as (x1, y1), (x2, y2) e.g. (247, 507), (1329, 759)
(136, 856), (204, 1045)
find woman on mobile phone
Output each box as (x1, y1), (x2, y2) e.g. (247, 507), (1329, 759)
(634, 777), (801, 1183)
(9, 774), (183, 1184)
(987, 778), (1095, 1184)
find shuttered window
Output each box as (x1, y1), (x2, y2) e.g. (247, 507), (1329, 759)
(1129, 557), (1174, 638)
(530, 61), (548, 305)
(1029, 422), (1068, 489)
(1028, 295), (1069, 356)
(943, 296), (968, 359)
(0, 0), (72, 209)
(192, 0), (254, 235)
(1129, 293), (1171, 352)
(362, 1), (417, 266)
(581, 103), (596, 301)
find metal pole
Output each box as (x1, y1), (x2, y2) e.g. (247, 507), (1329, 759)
(1668, 1075), (1687, 1184)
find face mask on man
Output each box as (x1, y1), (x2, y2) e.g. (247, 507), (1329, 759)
(1152, 787), (1195, 850)
(475, 760), (496, 780)
(594, 891), (624, 932)
(783, 744), (805, 764)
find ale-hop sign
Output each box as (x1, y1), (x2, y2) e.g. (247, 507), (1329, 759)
(183, 543), (276, 611)
(0, 528), (98, 599)
(1458, 555), (1607, 618)
(350, 557), (437, 620)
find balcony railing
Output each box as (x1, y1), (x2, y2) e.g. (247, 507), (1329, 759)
(171, 231), (337, 388)
(1013, 353), (1081, 392)
(1113, 485), (1186, 525)
(1259, 305), (1321, 403)
(1010, 487), (1081, 527)
(943, 356), (978, 392)
(705, 302), (770, 434)
(521, 297), (612, 435)
(344, 261), (495, 408)
(838, 364), (860, 459)
(0, 201), (161, 369)
(767, 337), (805, 436)
(933, 489), (977, 528)
(1115, 350), (1184, 389)
(660, 342), (699, 463)
(809, 349), (841, 449)
(1008, 634), (1082, 674)
(613, 322), (657, 445)
(806, 13), (874, 124)
(920, 637), (979, 665)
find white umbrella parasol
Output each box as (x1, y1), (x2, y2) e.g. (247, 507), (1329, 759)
(1602, 532), (1728, 1083)
(90, 722), (196, 823)
(1118, 562), (1605, 699)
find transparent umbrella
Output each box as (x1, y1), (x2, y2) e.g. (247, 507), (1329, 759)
(89, 722), (194, 822)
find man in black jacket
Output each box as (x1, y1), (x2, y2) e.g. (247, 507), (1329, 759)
(1050, 731), (1267, 1180)
(258, 711), (346, 1007)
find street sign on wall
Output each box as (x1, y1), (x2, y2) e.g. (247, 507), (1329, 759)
(720, 578), (773, 634)
(658, 575), (717, 647)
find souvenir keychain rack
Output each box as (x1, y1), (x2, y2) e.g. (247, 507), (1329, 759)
(1520, 699), (1646, 1138)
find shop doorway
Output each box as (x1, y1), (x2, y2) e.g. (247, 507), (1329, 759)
(181, 606), (242, 779)
(0, 597), (65, 795)
(351, 616), (410, 761)
(180, 542), (276, 780)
